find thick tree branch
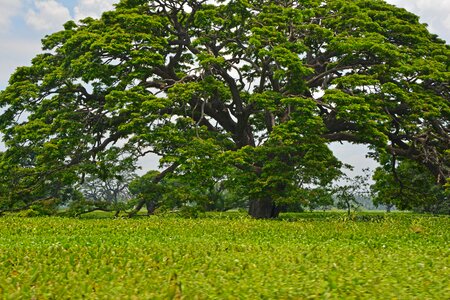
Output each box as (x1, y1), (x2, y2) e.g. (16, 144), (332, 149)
(128, 162), (179, 217)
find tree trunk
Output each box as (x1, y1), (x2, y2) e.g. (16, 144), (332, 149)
(128, 163), (179, 218)
(248, 197), (280, 219)
(386, 203), (393, 213)
(146, 201), (156, 216)
(128, 199), (146, 217)
(129, 199), (157, 217)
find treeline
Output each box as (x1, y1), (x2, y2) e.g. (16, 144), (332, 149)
(2, 157), (447, 217)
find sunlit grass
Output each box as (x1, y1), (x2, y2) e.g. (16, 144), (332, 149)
(0, 213), (448, 299)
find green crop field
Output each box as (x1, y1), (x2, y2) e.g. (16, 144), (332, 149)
(0, 213), (448, 299)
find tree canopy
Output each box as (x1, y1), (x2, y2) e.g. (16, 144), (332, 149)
(372, 156), (449, 214)
(0, 0), (448, 218)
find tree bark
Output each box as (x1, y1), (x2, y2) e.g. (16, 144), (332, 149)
(146, 200), (156, 215)
(127, 163), (179, 218)
(128, 199), (146, 217)
(386, 203), (394, 213)
(128, 199), (157, 217)
(248, 197), (280, 219)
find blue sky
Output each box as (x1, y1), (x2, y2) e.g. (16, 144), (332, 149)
(0, 0), (119, 90)
(0, 0), (449, 174)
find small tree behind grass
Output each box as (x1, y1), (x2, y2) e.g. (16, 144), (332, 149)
(333, 171), (371, 216)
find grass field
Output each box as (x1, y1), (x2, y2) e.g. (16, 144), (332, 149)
(0, 212), (448, 299)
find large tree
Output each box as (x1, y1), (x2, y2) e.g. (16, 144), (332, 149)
(0, 0), (448, 218)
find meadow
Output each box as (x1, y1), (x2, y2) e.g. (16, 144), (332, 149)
(0, 212), (448, 299)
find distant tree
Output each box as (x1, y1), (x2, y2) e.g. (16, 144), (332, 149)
(79, 175), (134, 204)
(334, 185), (360, 215)
(0, 0), (448, 218)
(331, 171), (371, 215)
(68, 171), (136, 216)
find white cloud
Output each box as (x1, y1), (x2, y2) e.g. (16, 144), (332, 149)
(0, 0), (24, 31)
(74, 0), (117, 21)
(25, 0), (71, 31)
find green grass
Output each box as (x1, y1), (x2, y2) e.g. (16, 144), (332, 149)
(0, 213), (448, 299)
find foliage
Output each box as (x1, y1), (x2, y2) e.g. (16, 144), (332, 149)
(65, 171), (137, 216)
(372, 157), (449, 214)
(203, 183), (248, 212)
(77, 173), (135, 204)
(15, 198), (61, 217)
(129, 170), (246, 216)
(332, 170), (372, 214)
(0, 213), (449, 299)
(0, 0), (448, 217)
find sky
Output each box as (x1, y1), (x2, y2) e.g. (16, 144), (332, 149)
(0, 0), (449, 174)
